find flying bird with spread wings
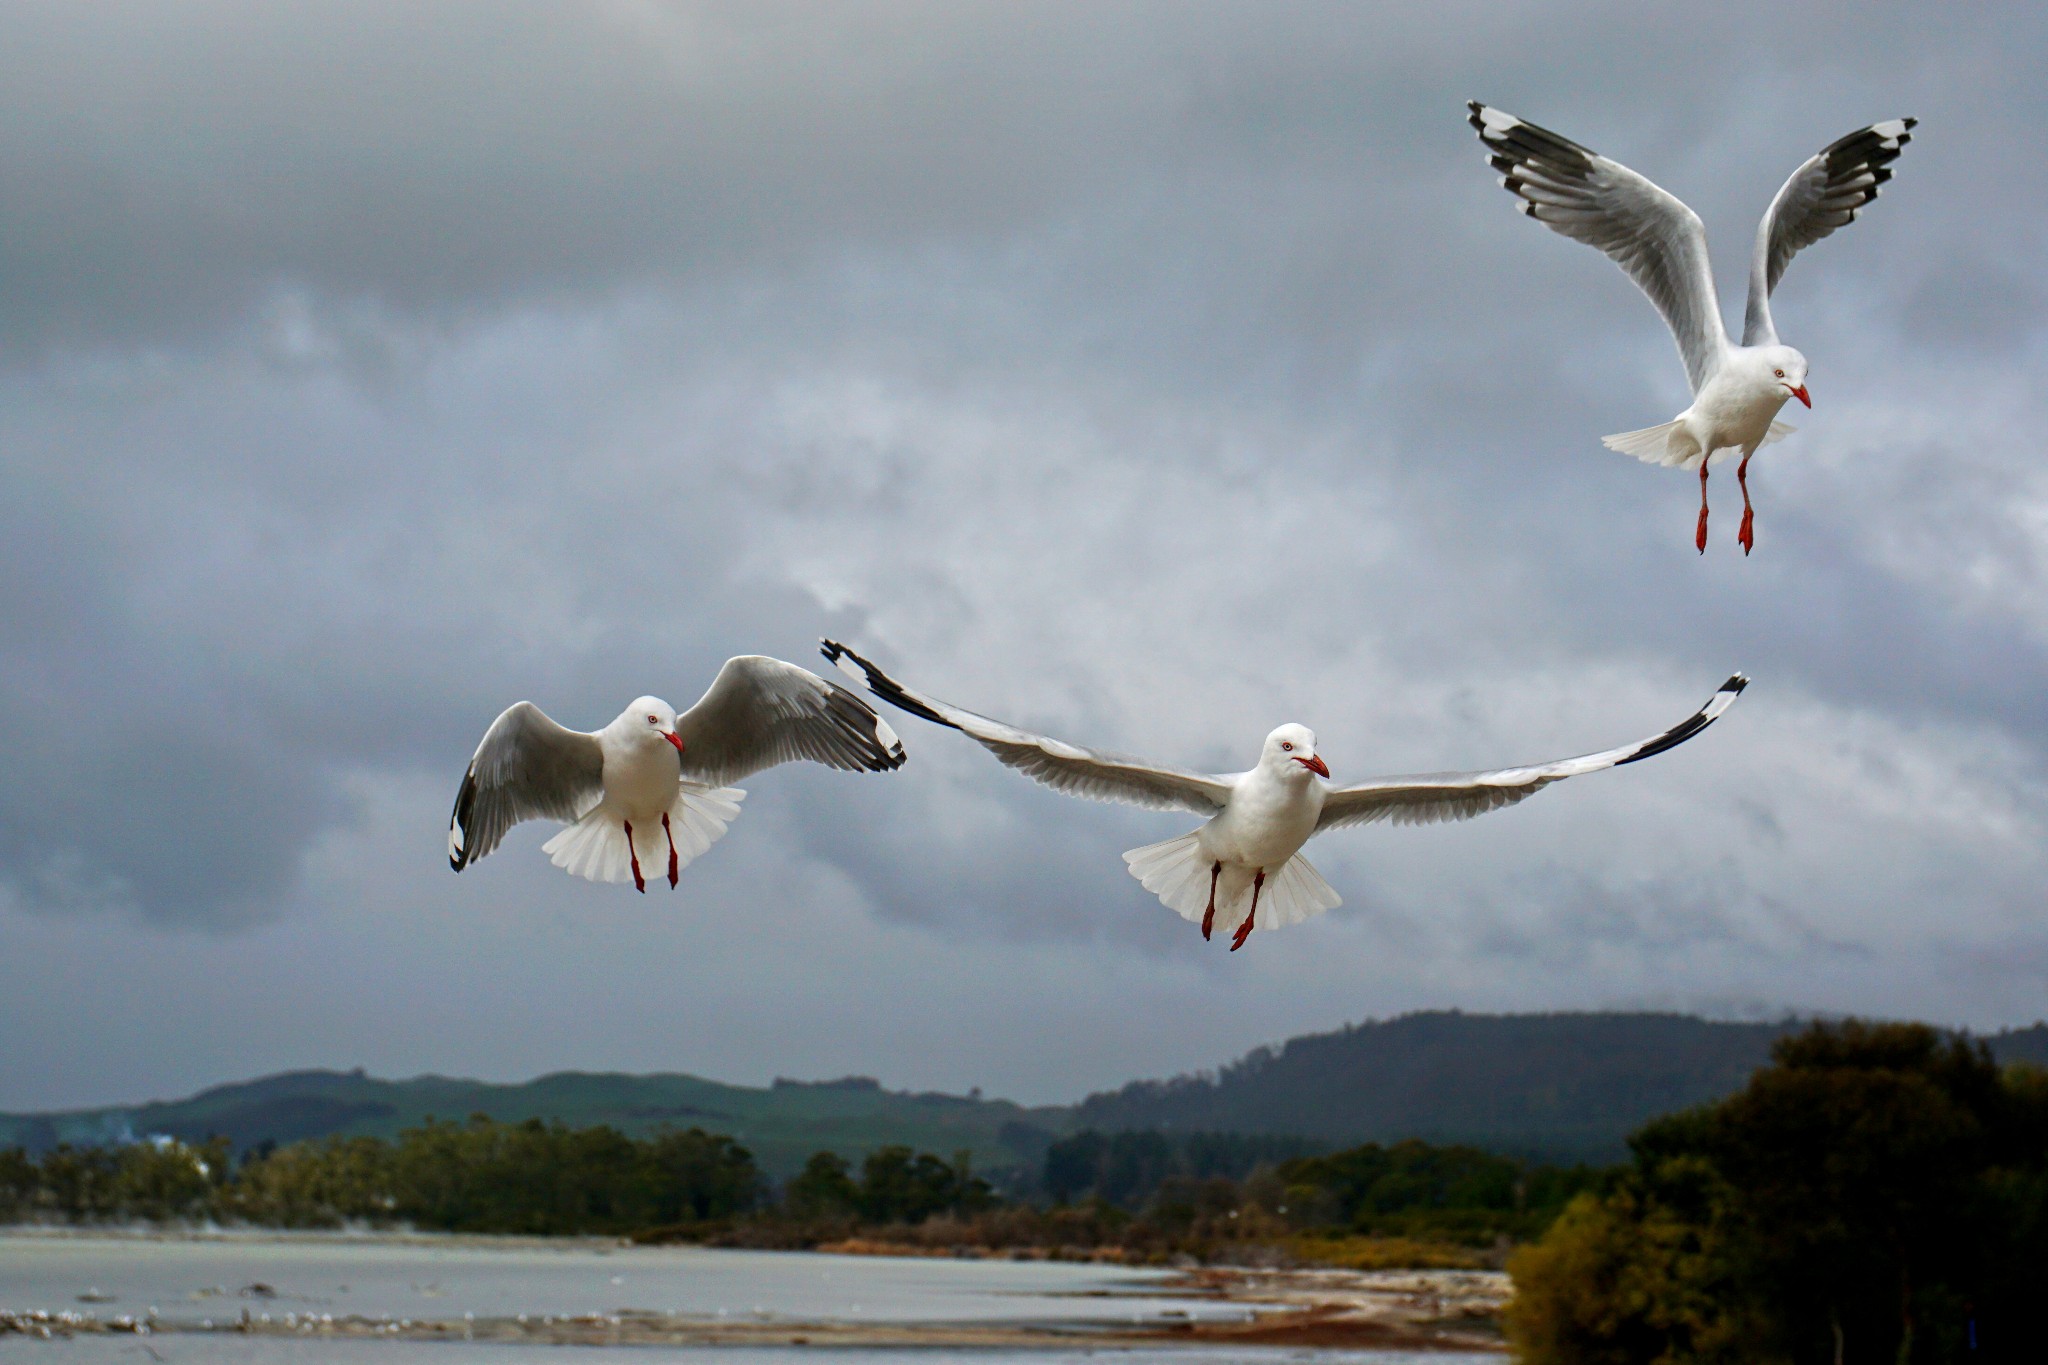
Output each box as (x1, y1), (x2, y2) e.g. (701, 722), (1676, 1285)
(823, 641), (1744, 951)
(1468, 103), (1915, 553)
(449, 656), (906, 891)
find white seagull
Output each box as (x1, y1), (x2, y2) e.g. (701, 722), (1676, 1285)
(449, 656), (906, 891)
(1468, 102), (1915, 554)
(823, 642), (1745, 951)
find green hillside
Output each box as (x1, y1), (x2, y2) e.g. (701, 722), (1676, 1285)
(1070, 1011), (2048, 1161)
(10, 1012), (2043, 1176)
(0, 1069), (1068, 1181)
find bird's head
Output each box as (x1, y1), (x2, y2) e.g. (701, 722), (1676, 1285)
(621, 696), (685, 754)
(1763, 347), (1810, 408)
(1263, 724), (1328, 779)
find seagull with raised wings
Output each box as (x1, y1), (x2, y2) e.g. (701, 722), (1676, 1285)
(823, 641), (1744, 951)
(1468, 103), (1915, 553)
(449, 656), (906, 891)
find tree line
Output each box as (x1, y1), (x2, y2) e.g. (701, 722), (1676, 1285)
(0, 1120), (996, 1237)
(0, 1110), (1585, 1258)
(1507, 1020), (2048, 1364)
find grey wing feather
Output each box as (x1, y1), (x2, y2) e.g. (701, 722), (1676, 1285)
(1744, 118), (1915, 346)
(1317, 675), (1746, 833)
(821, 641), (1234, 815)
(1469, 102), (1728, 392)
(448, 702), (605, 870)
(673, 655), (908, 786)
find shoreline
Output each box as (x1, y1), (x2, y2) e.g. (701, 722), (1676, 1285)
(0, 1227), (1511, 1352)
(3, 1279), (1507, 1353)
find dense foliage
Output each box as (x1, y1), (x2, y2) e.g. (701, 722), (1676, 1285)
(1506, 1021), (2048, 1365)
(1276, 1136), (1603, 1242)
(1042, 1129), (1323, 1205)
(0, 1108), (1594, 1263)
(780, 1146), (995, 1224)
(0, 1136), (232, 1223)
(1, 1117), (760, 1235)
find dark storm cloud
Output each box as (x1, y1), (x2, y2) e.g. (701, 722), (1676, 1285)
(5, 2), (2028, 359)
(1, 1), (2045, 1105)
(0, 0), (1215, 353)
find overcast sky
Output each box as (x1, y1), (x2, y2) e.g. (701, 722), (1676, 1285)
(3, 1), (2044, 1113)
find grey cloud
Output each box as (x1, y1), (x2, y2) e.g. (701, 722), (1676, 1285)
(4, 1), (2030, 361)
(1902, 254), (2048, 352)
(3, 1), (2047, 1106)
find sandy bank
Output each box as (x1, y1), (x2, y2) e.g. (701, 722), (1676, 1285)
(4, 1265), (1508, 1352)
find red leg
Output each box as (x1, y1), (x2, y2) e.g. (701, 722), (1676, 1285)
(1201, 862), (1222, 940)
(661, 813), (680, 888)
(623, 820), (645, 894)
(1736, 452), (1755, 555)
(1230, 870), (1265, 952)
(1695, 461), (1710, 554)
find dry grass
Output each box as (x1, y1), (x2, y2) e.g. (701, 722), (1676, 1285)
(1286, 1233), (1494, 1270)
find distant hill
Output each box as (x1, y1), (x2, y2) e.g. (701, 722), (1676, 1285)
(10, 1012), (2044, 1174)
(0, 1068), (1067, 1181)
(1994, 1024), (2048, 1066)
(1072, 1011), (2048, 1162)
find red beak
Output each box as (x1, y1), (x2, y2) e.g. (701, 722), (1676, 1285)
(1297, 754), (1330, 778)
(1790, 384), (1811, 408)
(663, 731), (686, 754)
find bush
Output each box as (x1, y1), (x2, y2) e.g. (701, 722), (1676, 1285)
(1507, 1021), (2048, 1364)
(1506, 1172), (1772, 1365)
(856, 1146), (993, 1224)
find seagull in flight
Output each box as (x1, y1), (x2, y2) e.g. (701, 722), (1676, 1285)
(824, 641), (1744, 951)
(1468, 103), (1915, 553)
(449, 656), (906, 891)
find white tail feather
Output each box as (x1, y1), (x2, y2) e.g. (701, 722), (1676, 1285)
(666, 783), (745, 867)
(1604, 419), (1794, 470)
(1124, 832), (1212, 919)
(1602, 420), (1692, 467)
(542, 809), (634, 883)
(1254, 854), (1343, 930)
(541, 784), (747, 884)
(1122, 834), (1341, 932)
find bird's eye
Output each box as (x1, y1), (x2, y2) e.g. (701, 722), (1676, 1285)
(1773, 369), (1784, 378)
(1281, 741), (1293, 752)
(647, 714), (659, 724)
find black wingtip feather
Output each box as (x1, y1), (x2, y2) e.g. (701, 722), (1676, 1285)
(1614, 714), (1708, 766)
(819, 640), (955, 730)
(1613, 675), (1746, 767)
(448, 769), (476, 872)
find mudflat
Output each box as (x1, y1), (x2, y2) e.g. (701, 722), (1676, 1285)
(0, 1228), (1506, 1353)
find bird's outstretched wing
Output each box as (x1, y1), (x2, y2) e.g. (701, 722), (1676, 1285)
(1744, 118), (1916, 346)
(822, 641), (1235, 815)
(673, 655), (907, 786)
(1469, 102), (1728, 393)
(1317, 675), (1746, 833)
(449, 702), (605, 870)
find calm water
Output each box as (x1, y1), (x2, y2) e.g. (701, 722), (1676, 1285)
(0, 1231), (1496, 1362)
(1, 1343), (1493, 1365)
